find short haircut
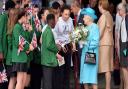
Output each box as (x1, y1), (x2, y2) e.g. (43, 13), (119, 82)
(52, 1), (60, 9)
(98, 0), (109, 10)
(117, 3), (126, 12)
(33, 4), (39, 8)
(24, 4), (29, 8)
(5, 0), (16, 10)
(46, 14), (55, 22)
(16, 0), (20, 4)
(38, 7), (49, 19)
(61, 5), (70, 13)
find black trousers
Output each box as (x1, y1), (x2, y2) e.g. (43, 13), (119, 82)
(53, 44), (72, 89)
(42, 66), (54, 89)
(30, 62), (42, 89)
(53, 65), (64, 89)
(0, 83), (8, 89)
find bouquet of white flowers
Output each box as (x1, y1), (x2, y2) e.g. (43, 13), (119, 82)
(69, 25), (89, 48)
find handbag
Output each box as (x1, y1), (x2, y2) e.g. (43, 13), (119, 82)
(85, 47), (96, 64)
(0, 62), (8, 83)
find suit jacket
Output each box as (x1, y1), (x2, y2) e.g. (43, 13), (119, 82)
(77, 14), (84, 25)
(12, 23), (29, 63)
(41, 25), (58, 67)
(98, 11), (114, 46)
(125, 14), (128, 36)
(77, 9), (84, 26)
(0, 13), (8, 58)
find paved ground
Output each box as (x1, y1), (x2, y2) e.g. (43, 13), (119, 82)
(70, 69), (120, 89)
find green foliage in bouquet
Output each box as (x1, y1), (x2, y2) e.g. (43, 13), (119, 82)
(69, 25), (89, 43)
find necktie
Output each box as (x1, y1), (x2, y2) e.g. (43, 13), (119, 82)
(74, 15), (77, 27)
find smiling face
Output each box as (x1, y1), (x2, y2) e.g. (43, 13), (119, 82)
(83, 15), (92, 25)
(62, 9), (70, 21)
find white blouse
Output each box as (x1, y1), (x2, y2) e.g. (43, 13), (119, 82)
(121, 17), (127, 42)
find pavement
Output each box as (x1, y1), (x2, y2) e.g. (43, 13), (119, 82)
(70, 69), (120, 89)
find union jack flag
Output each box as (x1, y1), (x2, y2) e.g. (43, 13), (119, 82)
(31, 32), (37, 49)
(27, 7), (33, 15)
(34, 14), (40, 31)
(17, 35), (26, 55)
(0, 63), (8, 83)
(27, 2), (33, 14)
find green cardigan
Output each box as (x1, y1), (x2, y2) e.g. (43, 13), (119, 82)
(6, 35), (12, 65)
(31, 18), (41, 64)
(0, 13), (8, 58)
(41, 26), (58, 67)
(12, 23), (29, 63)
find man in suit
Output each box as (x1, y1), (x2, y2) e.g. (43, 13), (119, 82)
(71, 1), (84, 89)
(71, 0), (84, 26)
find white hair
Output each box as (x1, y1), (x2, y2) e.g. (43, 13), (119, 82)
(117, 3), (126, 12)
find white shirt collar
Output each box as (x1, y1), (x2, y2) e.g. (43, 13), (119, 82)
(77, 9), (81, 17)
(77, 9), (81, 22)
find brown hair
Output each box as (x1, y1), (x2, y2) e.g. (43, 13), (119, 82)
(7, 8), (19, 35)
(98, 0), (109, 10)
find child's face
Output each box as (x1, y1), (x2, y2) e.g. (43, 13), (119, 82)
(49, 19), (55, 28)
(32, 7), (39, 17)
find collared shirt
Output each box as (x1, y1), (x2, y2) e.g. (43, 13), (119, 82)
(77, 9), (81, 22)
(121, 17), (127, 42)
(42, 24), (48, 34)
(41, 20), (46, 27)
(54, 17), (74, 45)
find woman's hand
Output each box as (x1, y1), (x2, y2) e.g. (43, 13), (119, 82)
(0, 52), (3, 62)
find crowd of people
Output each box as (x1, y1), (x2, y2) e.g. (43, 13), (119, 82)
(0, 0), (128, 89)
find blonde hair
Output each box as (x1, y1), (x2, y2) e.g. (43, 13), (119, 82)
(7, 8), (19, 35)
